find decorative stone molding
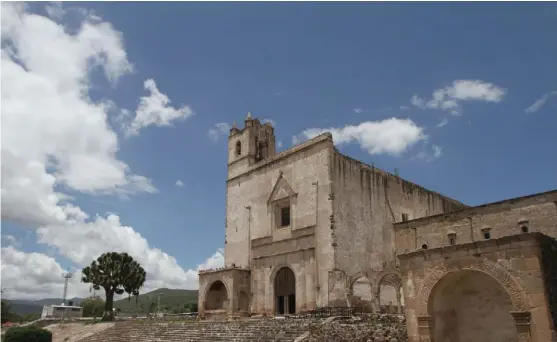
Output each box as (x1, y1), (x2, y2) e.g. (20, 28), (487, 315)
(416, 258), (529, 316)
(417, 315), (434, 342)
(511, 311), (532, 342)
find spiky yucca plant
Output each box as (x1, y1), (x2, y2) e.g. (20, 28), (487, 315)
(82, 252), (146, 321)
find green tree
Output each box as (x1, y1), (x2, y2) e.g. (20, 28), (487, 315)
(1, 300), (20, 323)
(81, 296), (105, 318)
(81, 252), (146, 321)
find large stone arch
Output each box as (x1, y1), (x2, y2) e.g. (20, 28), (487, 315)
(376, 270), (403, 314)
(416, 258), (529, 316)
(428, 270), (518, 342)
(204, 280), (230, 311)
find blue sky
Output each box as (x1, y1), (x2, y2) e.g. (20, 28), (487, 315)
(1, 2), (556, 299)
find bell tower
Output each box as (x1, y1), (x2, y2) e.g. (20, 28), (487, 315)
(227, 112), (276, 179)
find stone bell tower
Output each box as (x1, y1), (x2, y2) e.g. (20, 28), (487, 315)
(227, 112), (276, 179)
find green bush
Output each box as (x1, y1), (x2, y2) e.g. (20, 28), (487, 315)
(3, 326), (52, 342)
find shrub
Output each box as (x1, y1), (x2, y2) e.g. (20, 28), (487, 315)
(3, 326), (53, 342)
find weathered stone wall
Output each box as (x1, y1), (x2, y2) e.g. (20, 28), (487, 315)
(394, 191), (557, 254)
(328, 151), (464, 304)
(398, 233), (554, 342)
(225, 134), (335, 312)
(539, 234), (557, 336)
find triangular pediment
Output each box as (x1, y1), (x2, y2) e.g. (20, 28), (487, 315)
(267, 174), (296, 204)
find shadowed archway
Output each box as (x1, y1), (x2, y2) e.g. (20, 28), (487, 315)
(429, 270), (517, 342)
(274, 267), (296, 315)
(205, 281), (228, 310)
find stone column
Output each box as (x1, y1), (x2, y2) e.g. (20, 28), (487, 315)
(305, 266), (316, 310)
(417, 315), (434, 342)
(396, 288), (402, 314)
(511, 311), (532, 342)
(297, 268), (306, 313)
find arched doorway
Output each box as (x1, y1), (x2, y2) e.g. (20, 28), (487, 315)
(378, 273), (403, 314)
(274, 267), (295, 315)
(205, 281), (228, 310)
(351, 276), (374, 312)
(429, 271), (517, 342)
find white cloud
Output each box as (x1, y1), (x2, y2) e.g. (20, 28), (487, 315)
(432, 145), (442, 158)
(277, 141), (284, 148)
(411, 80), (506, 115)
(2, 235), (17, 245)
(122, 79), (194, 136)
(525, 90), (557, 114)
(412, 144), (443, 162)
(436, 118), (449, 128)
(353, 108), (363, 114)
(45, 2), (65, 20)
(175, 180), (184, 187)
(294, 118), (426, 156)
(0, 4), (211, 299)
(208, 122), (231, 142)
(1, 246), (224, 300)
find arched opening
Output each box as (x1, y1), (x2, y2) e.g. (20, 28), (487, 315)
(378, 273), (403, 314)
(238, 291), (249, 312)
(235, 141), (242, 156)
(351, 276), (374, 312)
(274, 267), (295, 315)
(205, 281), (228, 311)
(429, 270), (517, 342)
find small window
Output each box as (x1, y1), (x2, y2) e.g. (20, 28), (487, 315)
(280, 207), (290, 227)
(448, 233), (456, 246)
(401, 213), (409, 222)
(521, 225), (529, 233)
(421, 243), (428, 250)
(481, 228), (491, 240)
(235, 141), (242, 156)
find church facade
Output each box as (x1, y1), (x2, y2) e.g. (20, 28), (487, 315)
(198, 114), (557, 342)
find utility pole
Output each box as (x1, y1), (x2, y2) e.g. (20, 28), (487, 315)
(62, 272), (73, 305)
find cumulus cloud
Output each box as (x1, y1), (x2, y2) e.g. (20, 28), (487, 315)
(353, 108), (363, 114)
(208, 123), (231, 142)
(411, 80), (506, 115)
(1, 246), (224, 300)
(293, 118), (426, 156)
(122, 79), (194, 136)
(175, 180), (184, 187)
(0, 3), (215, 299)
(525, 90), (557, 114)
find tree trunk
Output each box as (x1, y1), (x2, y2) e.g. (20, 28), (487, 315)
(102, 289), (115, 321)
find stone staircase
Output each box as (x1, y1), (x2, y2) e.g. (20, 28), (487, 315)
(78, 318), (316, 342)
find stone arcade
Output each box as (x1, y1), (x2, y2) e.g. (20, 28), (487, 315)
(198, 114), (557, 342)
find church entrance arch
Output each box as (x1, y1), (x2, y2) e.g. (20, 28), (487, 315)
(274, 267), (296, 315)
(205, 281), (228, 311)
(429, 270), (517, 342)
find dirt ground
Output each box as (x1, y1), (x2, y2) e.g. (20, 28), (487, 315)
(44, 322), (114, 342)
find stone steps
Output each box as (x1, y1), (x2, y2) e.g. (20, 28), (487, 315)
(78, 319), (314, 342)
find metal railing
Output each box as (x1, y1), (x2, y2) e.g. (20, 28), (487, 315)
(286, 306), (364, 319)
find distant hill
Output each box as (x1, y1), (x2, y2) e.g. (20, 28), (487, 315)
(113, 288), (198, 314)
(5, 297), (85, 315)
(5, 288), (197, 316)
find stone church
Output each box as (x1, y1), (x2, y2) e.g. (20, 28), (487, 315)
(199, 114), (557, 342)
